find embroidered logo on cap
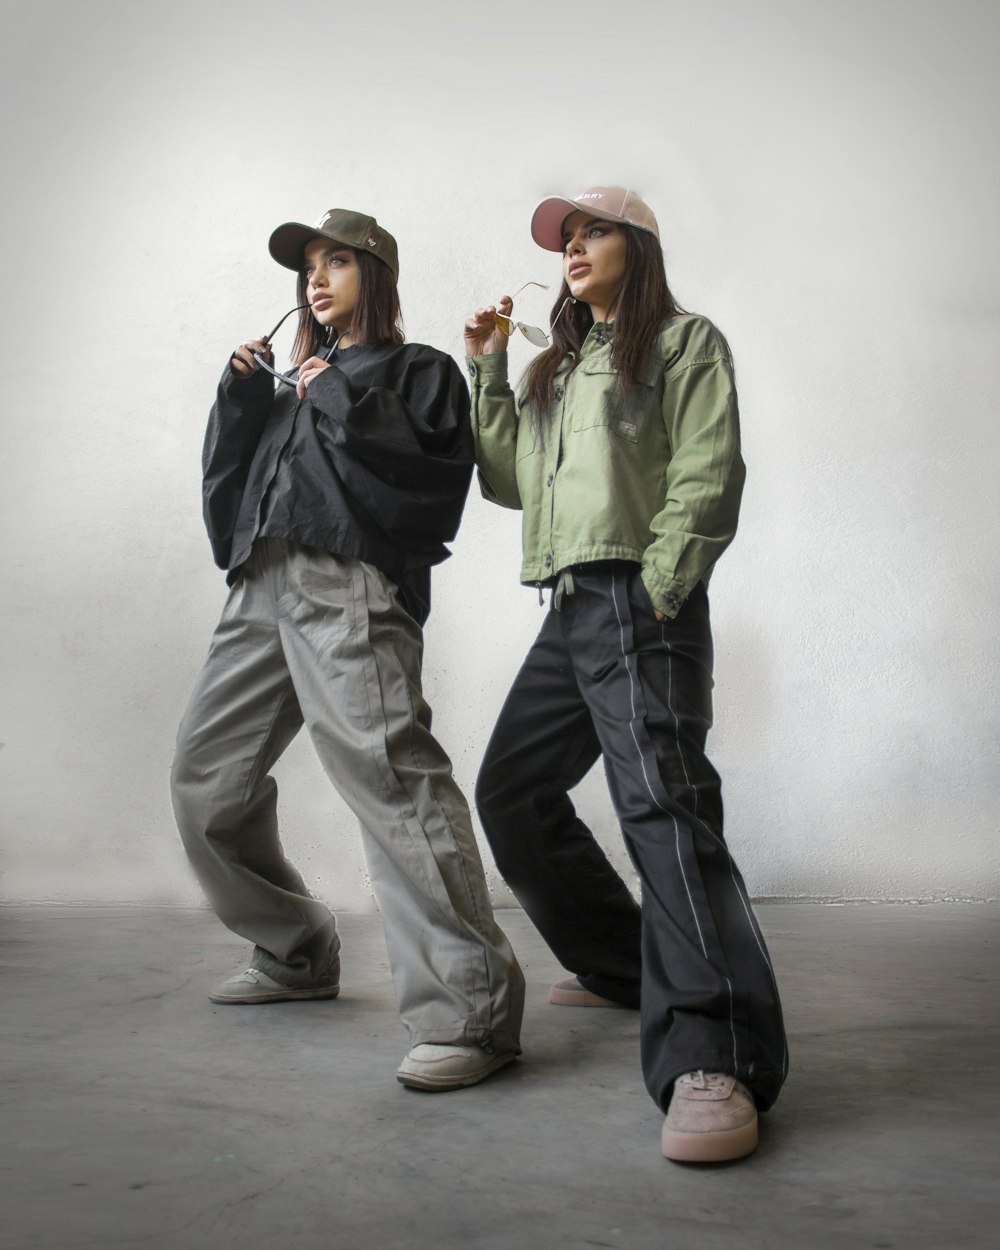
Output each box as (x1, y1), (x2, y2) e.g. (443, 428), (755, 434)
(367, 237), (378, 247)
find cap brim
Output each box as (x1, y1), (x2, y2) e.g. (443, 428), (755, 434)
(268, 222), (326, 271)
(530, 197), (583, 252)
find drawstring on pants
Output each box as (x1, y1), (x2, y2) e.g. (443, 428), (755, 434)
(553, 568), (575, 612)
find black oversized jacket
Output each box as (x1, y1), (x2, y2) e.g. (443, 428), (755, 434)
(201, 342), (474, 625)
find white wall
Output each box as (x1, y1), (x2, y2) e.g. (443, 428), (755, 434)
(1, 0), (996, 906)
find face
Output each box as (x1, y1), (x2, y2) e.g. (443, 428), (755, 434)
(560, 210), (628, 320)
(303, 236), (360, 333)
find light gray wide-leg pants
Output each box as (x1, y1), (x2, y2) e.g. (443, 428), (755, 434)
(171, 539), (524, 1053)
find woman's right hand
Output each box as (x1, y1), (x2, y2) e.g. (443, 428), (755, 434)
(464, 296), (512, 357)
(230, 338), (271, 376)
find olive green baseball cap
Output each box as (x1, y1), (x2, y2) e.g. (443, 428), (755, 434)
(268, 208), (399, 279)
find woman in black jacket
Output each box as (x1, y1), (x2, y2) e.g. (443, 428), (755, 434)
(171, 208), (523, 1091)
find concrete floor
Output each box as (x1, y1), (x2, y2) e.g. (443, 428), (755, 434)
(2, 903), (997, 1250)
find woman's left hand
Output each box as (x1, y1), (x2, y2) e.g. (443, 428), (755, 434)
(296, 357), (331, 399)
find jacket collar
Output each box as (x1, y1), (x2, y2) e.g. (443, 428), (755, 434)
(579, 321), (615, 357)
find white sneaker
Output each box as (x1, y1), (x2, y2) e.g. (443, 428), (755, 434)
(208, 966), (340, 1004)
(395, 1043), (518, 1091)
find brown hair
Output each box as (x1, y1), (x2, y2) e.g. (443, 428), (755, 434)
(291, 248), (404, 363)
(522, 225), (685, 439)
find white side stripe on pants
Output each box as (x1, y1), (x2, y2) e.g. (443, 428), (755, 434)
(609, 567), (737, 1071)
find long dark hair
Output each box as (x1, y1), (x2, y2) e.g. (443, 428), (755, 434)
(291, 248), (404, 363)
(522, 225), (685, 437)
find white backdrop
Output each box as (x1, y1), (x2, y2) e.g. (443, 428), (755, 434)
(1, 0), (996, 906)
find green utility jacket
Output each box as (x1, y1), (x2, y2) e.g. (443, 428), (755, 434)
(468, 313), (746, 619)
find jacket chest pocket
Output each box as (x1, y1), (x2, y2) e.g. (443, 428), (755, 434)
(568, 363), (656, 444)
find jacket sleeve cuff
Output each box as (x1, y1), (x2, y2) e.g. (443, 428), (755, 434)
(640, 572), (690, 619)
(220, 363), (274, 402)
(465, 353), (509, 383)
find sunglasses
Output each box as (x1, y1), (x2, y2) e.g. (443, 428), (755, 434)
(251, 304), (341, 387)
(493, 282), (572, 348)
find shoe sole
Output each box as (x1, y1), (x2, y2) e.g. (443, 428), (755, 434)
(208, 985), (340, 1005)
(396, 1051), (517, 1092)
(548, 983), (629, 1009)
(661, 1118), (759, 1163)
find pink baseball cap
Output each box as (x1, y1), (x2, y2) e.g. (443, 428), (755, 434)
(530, 186), (660, 252)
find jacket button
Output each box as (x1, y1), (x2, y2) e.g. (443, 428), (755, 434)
(545, 555), (552, 568)
(546, 473), (553, 486)
(554, 386), (564, 400)
(467, 362), (478, 378)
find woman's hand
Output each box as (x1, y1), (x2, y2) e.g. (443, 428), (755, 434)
(464, 295), (512, 357)
(230, 339), (270, 376)
(296, 356), (331, 400)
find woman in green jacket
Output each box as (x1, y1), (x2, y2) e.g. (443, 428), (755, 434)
(464, 186), (787, 1162)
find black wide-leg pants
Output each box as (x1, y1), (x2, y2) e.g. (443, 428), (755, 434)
(476, 562), (787, 1111)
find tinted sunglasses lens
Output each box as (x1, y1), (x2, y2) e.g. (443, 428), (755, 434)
(520, 324), (549, 347)
(493, 313), (514, 336)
